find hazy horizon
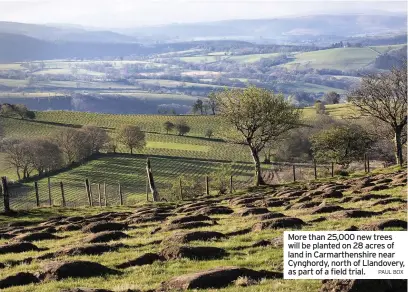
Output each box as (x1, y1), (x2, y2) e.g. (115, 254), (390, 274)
(0, 0), (406, 29)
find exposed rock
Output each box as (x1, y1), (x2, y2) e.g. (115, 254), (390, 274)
(252, 217), (306, 231)
(0, 272), (39, 289)
(0, 242), (40, 254)
(160, 266), (283, 290)
(40, 261), (120, 281)
(160, 246), (227, 260)
(320, 279), (407, 292)
(115, 253), (162, 268)
(85, 231), (130, 243)
(82, 221), (127, 233)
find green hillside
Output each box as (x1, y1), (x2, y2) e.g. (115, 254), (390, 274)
(283, 47), (380, 70)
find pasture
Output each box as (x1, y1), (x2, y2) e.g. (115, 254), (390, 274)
(0, 167), (405, 291)
(282, 47), (380, 70)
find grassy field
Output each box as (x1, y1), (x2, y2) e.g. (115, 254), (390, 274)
(7, 155), (255, 209)
(0, 167), (405, 291)
(282, 47), (380, 71)
(369, 44), (407, 54)
(228, 53), (281, 63)
(0, 103), (357, 184)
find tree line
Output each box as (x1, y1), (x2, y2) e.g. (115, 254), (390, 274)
(0, 124), (147, 180)
(213, 65), (406, 185)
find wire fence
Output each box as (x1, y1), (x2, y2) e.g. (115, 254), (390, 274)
(0, 159), (384, 212)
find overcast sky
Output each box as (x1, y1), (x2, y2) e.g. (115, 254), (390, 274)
(0, 0), (406, 28)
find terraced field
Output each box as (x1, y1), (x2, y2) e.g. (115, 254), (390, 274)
(0, 168), (406, 291)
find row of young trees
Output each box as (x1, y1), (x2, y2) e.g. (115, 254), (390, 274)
(0, 125), (147, 180)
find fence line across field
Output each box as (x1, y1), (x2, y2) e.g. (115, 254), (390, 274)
(0, 156), (375, 212)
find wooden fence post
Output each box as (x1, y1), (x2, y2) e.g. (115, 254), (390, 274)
(1, 177), (10, 213)
(205, 175), (209, 196)
(146, 178), (149, 202)
(331, 162), (334, 177)
(179, 178), (183, 200)
(60, 182), (66, 207)
(292, 165), (296, 182)
(229, 175), (233, 194)
(146, 158), (159, 202)
(313, 160), (317, 180)
(367, 155), (370, 173)
(98, 184), (102, 207)
(103, 182), (107, 207)
(47, 177), (52, 206)
(85, 179), (92, 207)
(364, 153), (367, 173)
(34, 182), (40, 207)
(118, 183), (123, 206)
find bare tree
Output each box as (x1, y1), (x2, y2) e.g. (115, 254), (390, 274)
(175, 121), (190, 136)
(54, 128), (89, 163)
(163, 121), (175, 134)
(215, 86), (302, 186)
(348, 67), (407, 166)
(0, 138), (32, 179)
(26, 138), (63, 176)
(81, 125), (110, 155)
(117, 125), (146, 154)
(207, 92), (218, 115)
